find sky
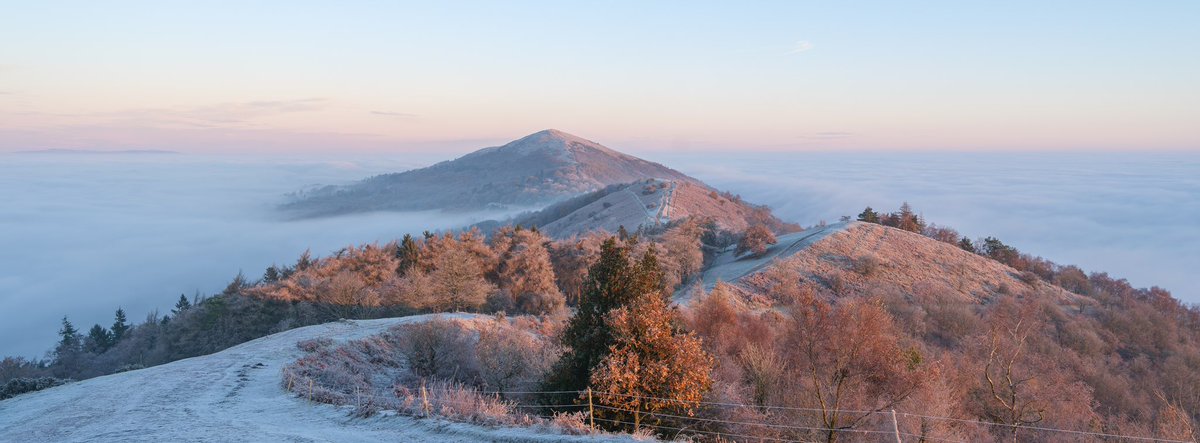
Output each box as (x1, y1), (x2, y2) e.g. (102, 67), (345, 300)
(1, 1), (1198, 153)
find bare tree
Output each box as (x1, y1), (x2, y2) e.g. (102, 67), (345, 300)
(430, 245), (495, 312)
(785, 297), (923, 443)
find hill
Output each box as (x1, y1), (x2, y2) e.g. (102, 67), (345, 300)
(281, 130), (698, 217)
(682, 221), (1080, 306)
(482, 178), (796, 239)
(0, 314), (635, 443)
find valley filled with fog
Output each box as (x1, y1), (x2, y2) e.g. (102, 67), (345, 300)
(1, 150), (1196, 357)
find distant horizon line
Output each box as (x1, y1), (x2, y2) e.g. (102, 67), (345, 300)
(5, 145), (1197, 156)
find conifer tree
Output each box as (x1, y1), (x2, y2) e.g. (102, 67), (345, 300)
(57, 317), (79, 349)
(262, 265), (281, 283)
(396, 233), (421, 276)
(547, 238), (712, 432)
(547, 238), (638, 392)
(590, 278), (713, 431)
(958, 236), (976, 253)
(86, 324), (112, 353)
(53, 317), (83, 375)
(857, 206), (880, 224)
(172, 294), (192, 316)
(110, 308), (130, 343)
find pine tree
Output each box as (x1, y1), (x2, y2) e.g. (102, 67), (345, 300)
(857, 206), (880, 223)
(958, 236), (976, 253)
(262, 265), (281, 283)
(86, 324), (112, 353)
(396, 233), (421, 276)
(110, 308), (130, 343)
(172, 294), (192, 316)
(548, 238), (712, 433)
(53, 317), (83, 375)
(57, 317), (79, 349)
(547, 238), (637, 392)
(546, 240), (691, 400)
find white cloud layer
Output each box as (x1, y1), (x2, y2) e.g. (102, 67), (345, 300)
(651, 151), (1200, 305)
(1, 150), (1196, 357)
(0, 153), (509, 357)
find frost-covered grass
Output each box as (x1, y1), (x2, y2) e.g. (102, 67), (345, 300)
(281, 315), (596, 435)
(0, 315), (641, 442)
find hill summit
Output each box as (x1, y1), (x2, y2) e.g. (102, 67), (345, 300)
(282, 129), (697, 217)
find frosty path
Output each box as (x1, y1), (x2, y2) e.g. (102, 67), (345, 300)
(0, 315), (633, 443)
(674, 221), (854, 302)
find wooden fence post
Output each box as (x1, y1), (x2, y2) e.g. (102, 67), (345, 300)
(587, 387), (595, 430)
(891, 409), (903, 443)
(420, 379), (430, 416)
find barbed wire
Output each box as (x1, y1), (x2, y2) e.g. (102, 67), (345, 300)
(290, 385), (1194, 443)
(894, 411), (1196, 443)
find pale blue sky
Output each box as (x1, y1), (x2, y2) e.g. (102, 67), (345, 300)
(1, 1), (1197, 152)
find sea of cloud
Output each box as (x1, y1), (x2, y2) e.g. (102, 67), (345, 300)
(1, 150), (1196, 357)
(650, 150), (1199, 304)
(0, 152), (511, 358)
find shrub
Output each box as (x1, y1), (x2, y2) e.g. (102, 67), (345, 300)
(548, 411), (592, 435)
(827, 271), (847, 296)
(0, 377), (71, 400)
(475, 322), (558, 394)
(394, 318), (476, 380)
(393, 380), (519, 425)
(297, 337), (334, 353)
(852, 254), (881, 276)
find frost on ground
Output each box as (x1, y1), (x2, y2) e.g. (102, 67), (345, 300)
(673, 221), (851, 304)
(0, 314), (639, 443)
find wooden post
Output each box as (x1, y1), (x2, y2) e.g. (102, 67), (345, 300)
(420, 380), (430, 416)
(307, 378), (313, 401)
(891, 409), (903, 443)
(587, 387), (595, 430)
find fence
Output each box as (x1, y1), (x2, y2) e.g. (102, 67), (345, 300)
(288, 382), (1195, 443)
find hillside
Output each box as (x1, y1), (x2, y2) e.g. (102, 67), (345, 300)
(282, 130), (698, 217)
(486, 178), (792, 239)
(5, 213), (1197, 442)
(0, 315), (636, 443)
(682, 221), (1080, 306)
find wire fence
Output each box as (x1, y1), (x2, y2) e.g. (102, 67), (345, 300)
(289, 383), (1196, 443)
